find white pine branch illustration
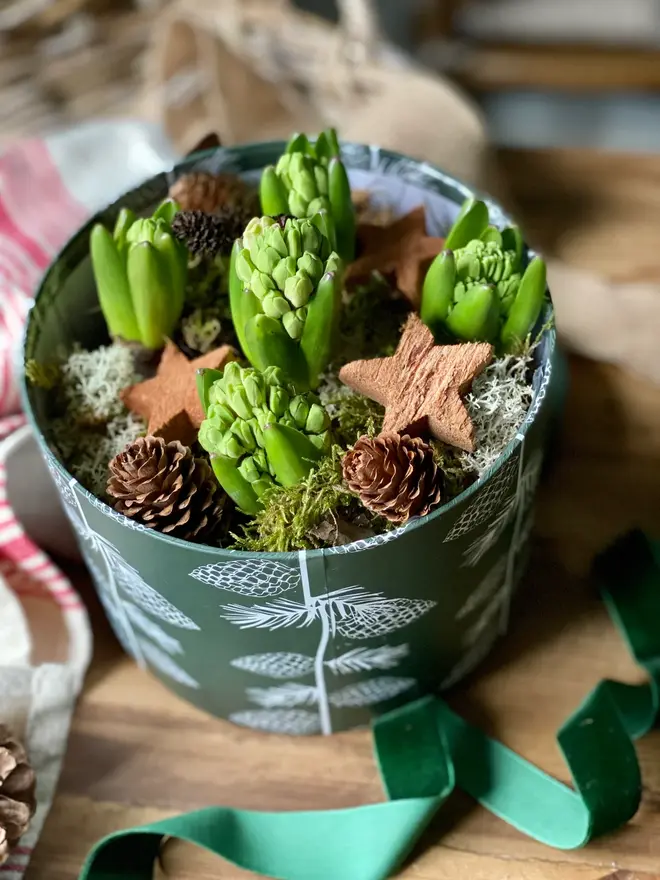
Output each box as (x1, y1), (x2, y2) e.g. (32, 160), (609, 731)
(125, 604), (184, 655)
(246, 683), (319, 708)
(329, 676), (415, 708)
(332, 597), (437, 640)
(65, 478), (202, 690)
(325, 644), (409, 675)
(444, 456), (518, 541)
(139, 641), (201, 690)
(220, 598), (314, 630)
(462, 498), (516, 567)
(231, 652), (315, 679)
(457, 556), (507, 621)
(441, 629), (499, 690)
(230, 709), (321, 736)
(464, 589), (507, 648)
(111, 556), (200, 630)
(189, 559), (301, 597)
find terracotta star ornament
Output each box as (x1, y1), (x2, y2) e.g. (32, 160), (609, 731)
(122, 340), (237, 447)
(346, 206), (445, 308)
(339, 314), (493, 452)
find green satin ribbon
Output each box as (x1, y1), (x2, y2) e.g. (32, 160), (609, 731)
(78, 529), (660, 880)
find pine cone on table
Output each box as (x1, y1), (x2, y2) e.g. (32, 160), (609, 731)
(169, 172), (258, 216)
(171, 207), (250, 258)
(0, 725), (36, 866)
(107, 436), (225, 542)
(342, 432), (443, 523)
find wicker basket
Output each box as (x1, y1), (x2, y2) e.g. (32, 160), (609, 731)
(0, 0), (166, 145)
(143, 0), (497, 192)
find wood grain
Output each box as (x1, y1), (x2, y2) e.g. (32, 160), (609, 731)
(25, 149), (660, 879)
(455, 44), (660, 93)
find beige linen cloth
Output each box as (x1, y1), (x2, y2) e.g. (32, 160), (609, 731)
(144, 0), (660, 386)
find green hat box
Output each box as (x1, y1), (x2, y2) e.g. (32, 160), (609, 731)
(22, 141), (564, 736)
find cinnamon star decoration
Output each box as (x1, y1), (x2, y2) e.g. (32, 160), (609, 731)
(346, 206), (445, 308)
(121, 340), (237, 446)
(338, 313), (493, 452)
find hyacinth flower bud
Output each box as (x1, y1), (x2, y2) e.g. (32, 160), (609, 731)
(197, 363), (331, 513)
(90, 198), (187, 349)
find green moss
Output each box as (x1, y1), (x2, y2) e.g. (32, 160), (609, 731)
(326, 392), (384, 447)
(231, 447), (360, 553)
(185, 254), (230, 309)
(25, 359), (61, 390)
(431, 441), (477, 500)
(337, 273), (410, 364)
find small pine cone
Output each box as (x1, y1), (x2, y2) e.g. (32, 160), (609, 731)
(107, 436), (225, 542)
(342, 433), (442, 523)
(171, 207), (249, 257)
(0, 725), (36, 866)
(169, 171), (257, 216)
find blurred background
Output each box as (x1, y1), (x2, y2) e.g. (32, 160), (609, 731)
(3, 0), (660, 151)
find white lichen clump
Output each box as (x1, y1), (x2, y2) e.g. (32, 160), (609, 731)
(51, 411), (145, 498)
(461, 351), (534, 476)
(181, 308), (222, 354)
(60, 342), (139, 425)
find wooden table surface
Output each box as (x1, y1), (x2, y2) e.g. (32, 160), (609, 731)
(26, 148), (660, 880)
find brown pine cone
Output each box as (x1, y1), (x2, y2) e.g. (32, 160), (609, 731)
(171, 207), (251, 257)
(169, 171), (257, 216)
(107, 436), (225, 542)
(0, 725), (36, 866)
(342, 432), (442, 524)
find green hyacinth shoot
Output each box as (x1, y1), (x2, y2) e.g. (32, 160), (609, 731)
(197, 361), (331, 514)
(229, 213), (344, 391)
(90, 198), (187, 350)
(259, 128), (355, 262)
(420, 198), (547, 354)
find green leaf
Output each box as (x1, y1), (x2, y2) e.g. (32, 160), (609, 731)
(300, 270), (342, 388)
(245, 314), (310, 390)
(444, 200), (489, 250)
(309, 210), (337, 254)
(126, 242), (172, 349)
(113, 207), (136, 249)
(480, 226), (503, 246)
(263, 422), (323, 487)
(260, 166), (290, 216)
(196, 368), (225, 416)
(285, 133), (311, 155)
(324, 127), (341, 158)
(229, 240), (261, 363)
(152, 198), (180, 224)
(90, 223), (140, 342)
(500, 257), (547, 354)
(446, 284), (499, 343)
(420, 250), (456, 332)
(314, 130), (333, 162)
(501, 226), (524, 270)
(211, 455), (262, 515)
(153, 229), (187, 329)
(453, 196), (476, 225)
(328, 157), (355, 262)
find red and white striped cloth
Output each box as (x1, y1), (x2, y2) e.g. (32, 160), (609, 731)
(0, 138), (87, 430)
(0, 136), (90, 880)
(0, 123), (177, 878)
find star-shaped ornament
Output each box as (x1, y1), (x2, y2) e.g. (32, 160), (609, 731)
(346, 206), (445, 308)
(338, 314), (493, 452)
(121, 340), (237, 446)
